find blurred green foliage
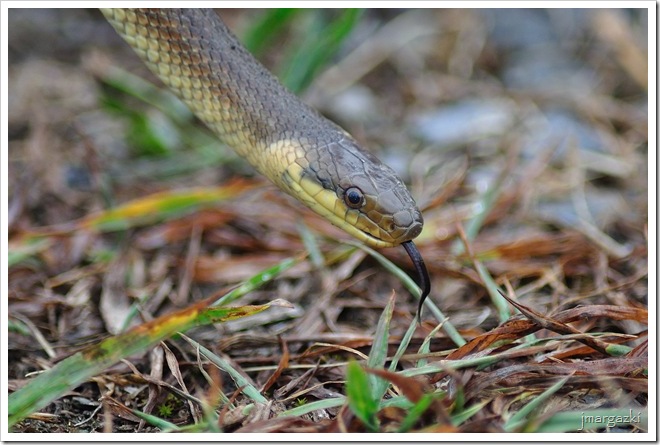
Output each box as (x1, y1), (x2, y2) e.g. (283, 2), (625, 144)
(242, 9), (363, 94)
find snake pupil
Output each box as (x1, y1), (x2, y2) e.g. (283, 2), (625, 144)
(344, 187), (364, 209)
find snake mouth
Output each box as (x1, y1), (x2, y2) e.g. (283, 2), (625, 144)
(357, 227), (396, 247)
(357, 220), (422, 247)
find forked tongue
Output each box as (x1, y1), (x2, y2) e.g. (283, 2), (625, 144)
(402, 241), (430, 321)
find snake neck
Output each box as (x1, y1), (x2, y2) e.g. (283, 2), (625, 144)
(103, 8), (424, 248)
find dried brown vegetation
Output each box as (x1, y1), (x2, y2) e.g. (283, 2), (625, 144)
(8, 8), (648, 433)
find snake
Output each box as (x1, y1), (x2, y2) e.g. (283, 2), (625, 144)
(101, 8), (430, 315)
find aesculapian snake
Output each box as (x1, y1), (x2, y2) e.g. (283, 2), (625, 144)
(101, 8), (431, 316)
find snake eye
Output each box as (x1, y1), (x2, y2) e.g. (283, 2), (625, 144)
(344, 187), (365, 209)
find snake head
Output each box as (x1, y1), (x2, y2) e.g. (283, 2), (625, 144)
(288, 135), (423, 248)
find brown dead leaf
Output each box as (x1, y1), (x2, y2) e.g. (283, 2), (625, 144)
(298, 339), (375, 361)
(466, 358), (647, 397)
(555, 305), (648, 325)
(499, 290), (611, 355)
(446, 318), (538, 360)
(627, 339), (648, 358)
(447, 301), (648, 362)
(260, 336), (290, 394)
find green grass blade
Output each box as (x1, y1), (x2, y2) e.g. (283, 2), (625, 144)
(368, 292), (395, 399)
(416, 321), (446, 368)
(345, 361), (379, 432)
(388, 317), (419, 373)
(534, 408), (648, 433)
(451, 400), (489, 426)
(451, 167), (507, 255)
(280, 9), (362, 93)
(241, 9), (301, 57)
(213, 256), (300, 306)
(100, 66), (196, 157)
(279, 397), (346, 418)
(82, 185), (251, 233)
(346, 240), (465, 347)
(181, 335), (267, 404)
(8, 237), (52, 267)
(128, 407), (181, 431)
(474, 261), (510, 322)
(504, 374), (572, 431)
(8, 301), (275, 427)
(397, 393), (434, 432)
(297, 222), (324, 268)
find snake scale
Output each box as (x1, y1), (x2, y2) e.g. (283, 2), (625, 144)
(101, 8), (431, 315)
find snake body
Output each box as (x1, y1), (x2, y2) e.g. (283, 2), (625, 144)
(102, 9), (430, 312)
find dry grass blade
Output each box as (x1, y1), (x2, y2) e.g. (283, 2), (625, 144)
(8, 8), (648, 434)
(259, 337), (290, 394)
(498, 290), (611, 355)
(447, 301), (648, 361)
(465, 357), (647, 396)
(445, 318), (539, 360)
(556, 305), (648, 325)
(457, 223), (509, 322)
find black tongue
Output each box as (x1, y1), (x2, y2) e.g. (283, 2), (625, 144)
(402, 241), (430, 320)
